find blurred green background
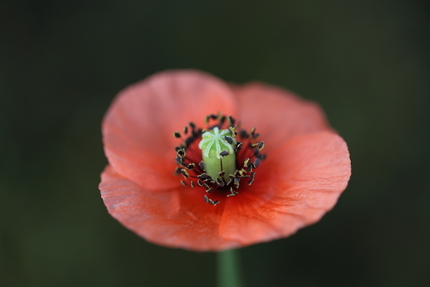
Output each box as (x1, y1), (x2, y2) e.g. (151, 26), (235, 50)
(1, 0), (429, 286)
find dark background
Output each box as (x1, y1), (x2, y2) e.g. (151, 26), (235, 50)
(1, 0), (429, 286)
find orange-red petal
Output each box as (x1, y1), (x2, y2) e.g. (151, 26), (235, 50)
(100, 165), (240, 251)
(102, 70), (237, 190)
(218, 131), (351, 246)
(232, 83), (331, 153)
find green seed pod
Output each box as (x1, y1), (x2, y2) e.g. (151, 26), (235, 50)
(198, 127), (236, 182)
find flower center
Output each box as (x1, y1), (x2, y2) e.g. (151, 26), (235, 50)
(173, 114), (266, 206)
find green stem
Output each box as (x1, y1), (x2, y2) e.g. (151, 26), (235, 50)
(217, 249), (243, 287)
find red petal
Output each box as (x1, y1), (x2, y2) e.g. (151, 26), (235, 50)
(219, 131), (351, 245)
(102, 70), (236, 190)
(233, 83), (330, 152)
(100, 165), (241, 251)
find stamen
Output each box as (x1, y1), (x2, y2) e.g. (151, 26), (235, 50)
(240, 130), (248, 138)
(228, 116), (235, 126)
(180, 169), (189, 179)
(248, 172), (256, 185)
(174, 167), (182, 175)
(199, 161), (205, 172)
(258, 141), (265, 150)
(227, 187), (238, 197)
(173, 114), (267, 206)
(229, 126), (237, 137)
(177, 149), (186, 158)
(184, 137), (192, 147)
(197, 173), (212, 181)
(233, 177), (240, 189)
(236, 142), (243, 151)
(224, 136), (234, 144)
(204, 195), (219, 206)
(216, 178), (224, 187)
(219, 115), (226, 125)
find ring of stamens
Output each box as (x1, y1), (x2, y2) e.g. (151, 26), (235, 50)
(173, 114), (266, 206)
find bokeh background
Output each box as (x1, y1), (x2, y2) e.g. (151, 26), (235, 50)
(1, 0), (429, 286)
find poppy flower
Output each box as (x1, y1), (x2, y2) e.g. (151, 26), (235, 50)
(99, 70), (351, 251)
